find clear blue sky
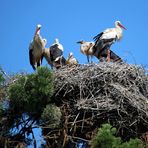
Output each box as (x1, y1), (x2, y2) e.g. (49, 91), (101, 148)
(0, 0), (148, 73)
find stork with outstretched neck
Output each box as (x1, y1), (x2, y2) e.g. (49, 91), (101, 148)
(77, 40), (95, 63)
(29, 24), (47, 70)
(93, 21), (126, 62)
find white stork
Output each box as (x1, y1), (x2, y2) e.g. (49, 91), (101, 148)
(77, 40), (122, 63)
(66, 52), (78, 66)
(50, 38), (64, 61)
(93, 21), (126, 62)
(29, 24), (47, 70)
(44, 38), (66, 69)
(77, 40), (95, 63)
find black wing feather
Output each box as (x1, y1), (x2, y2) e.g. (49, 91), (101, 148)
(93, 32), (103, 41)
(29, 49), (36, 70)
(50, 44), (63, 61)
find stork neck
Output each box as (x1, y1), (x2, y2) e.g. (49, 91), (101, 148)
(70, 55), (73, 58)
(35, 28), (40, 35)
(115, 23), (124, 32)
(115, 26), (123, 40)
(115, 24), (120, 29)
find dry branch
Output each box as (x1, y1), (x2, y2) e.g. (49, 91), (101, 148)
(46, 62), (148, 146)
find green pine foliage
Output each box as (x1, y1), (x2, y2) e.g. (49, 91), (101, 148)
(0, 69), (4, 85)
(91, 124), (143, 148)
(0, 102), (3, 118)
(119, 138), (143, 148)
(41, 104), (62, 128)
(8, 67), (54, 114)
(0, 69), (5, 118)
(0, 74), (4, 85)
(1, 65), (147, 147)
(0, 68), (5, 99)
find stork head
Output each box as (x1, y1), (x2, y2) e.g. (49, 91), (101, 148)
(54, 38), (59, 44)
(43, 39), (47, 46)
(35, 24), (42, 35)
(115, 21), (126, 30)
(69, 52), (73, 57)
(77, 40), (84, 44)
(37, 24), (42, 28)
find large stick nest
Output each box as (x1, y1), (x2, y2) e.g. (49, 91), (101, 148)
(47, 63), (148, 146)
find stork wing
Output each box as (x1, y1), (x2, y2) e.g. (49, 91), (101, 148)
(29, 41), (33, 50)
(93, 32), (103, 42)
(110, 50), (122, 62)
(29, 49), (36, 70)
(94, 28), (117, 41)
(43, 48), (50, 62)
(101, 28), (117, 40)
(58, 43), (64, 51)
(50, 44), (63, 61)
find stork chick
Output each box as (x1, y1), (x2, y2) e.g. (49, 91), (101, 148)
(77, 40), (122, 63)
(66, 52), (78, 66)
(77, 40), (95, 63)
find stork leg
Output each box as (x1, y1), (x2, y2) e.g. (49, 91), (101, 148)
(60, 57), (62, 67)
(90, 56), (93, 63)
(37, 61), (41, 67)
(32, 65), (36, 70)
(107, 49), (111, 62)
(87, 55), (90, 63)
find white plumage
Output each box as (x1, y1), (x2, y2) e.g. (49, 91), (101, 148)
(77, 40), (95, 63)
(66, 52), (78, 66)
(44, 38), (66, 69)
(94, 21), (126, 48)
(29, 24), (47, 70)
(93, 21), (126, 62)
(99, 21), (125, 40)
(52, 38), (64, 51)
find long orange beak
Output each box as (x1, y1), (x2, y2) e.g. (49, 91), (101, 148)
(119, 23), (126, 30)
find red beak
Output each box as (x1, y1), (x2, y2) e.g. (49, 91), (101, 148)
(118, 23), (126, 30)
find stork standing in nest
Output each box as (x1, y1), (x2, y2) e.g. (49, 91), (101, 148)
(29, 24), (47, 70)
(66, 52), (78, 66)
(77, 40), (95, 63)
(44, 39), (66, 69)
(93, 21), (126, 62)
(77, 40), (123, 63)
